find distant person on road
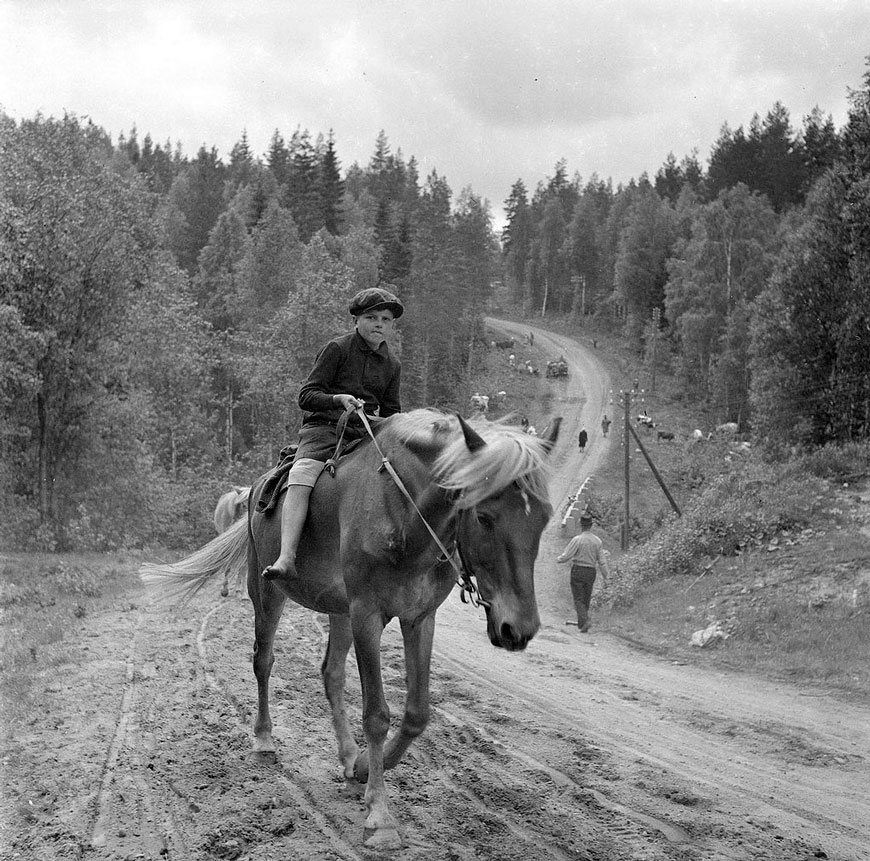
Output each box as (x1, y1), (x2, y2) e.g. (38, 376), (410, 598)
(601, 415), (611, 438)
(578, 426), (588, 451)
(557, 512), (610, 632)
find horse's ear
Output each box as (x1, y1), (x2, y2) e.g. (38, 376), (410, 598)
(455, 413), (487, 452)
(540, 416), (563, 453)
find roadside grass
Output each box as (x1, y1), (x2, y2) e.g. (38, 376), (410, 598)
(603, 548), (870, 694)
(0, 552), (142, 709)
(469, 331), (558, 431)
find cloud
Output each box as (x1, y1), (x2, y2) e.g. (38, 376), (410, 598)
(2, 0), (868, 223)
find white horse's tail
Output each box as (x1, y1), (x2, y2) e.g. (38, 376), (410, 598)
(140, 517), (249, 606)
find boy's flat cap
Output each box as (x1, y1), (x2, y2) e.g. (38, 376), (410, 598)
(349, 286), (404, 318)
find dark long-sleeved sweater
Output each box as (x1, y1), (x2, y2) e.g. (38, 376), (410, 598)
(297, 330), (401, 428)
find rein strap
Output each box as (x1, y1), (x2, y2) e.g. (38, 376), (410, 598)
(354, 409), (490, 609)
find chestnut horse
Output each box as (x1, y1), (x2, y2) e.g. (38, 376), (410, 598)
(141, 409), (560, 849)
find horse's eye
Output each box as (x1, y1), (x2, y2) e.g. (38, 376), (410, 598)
(476, 512), (494, 530)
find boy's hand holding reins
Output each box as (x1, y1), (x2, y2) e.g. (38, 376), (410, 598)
(333, 394), (364, 413)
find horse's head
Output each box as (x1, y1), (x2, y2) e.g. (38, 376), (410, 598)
(447, 415), (562, 652)
(457, 482), (551, 650)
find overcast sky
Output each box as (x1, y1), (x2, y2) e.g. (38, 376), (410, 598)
(2, 1), (868, 228)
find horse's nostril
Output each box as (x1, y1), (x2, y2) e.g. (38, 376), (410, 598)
(499, 622), (523, 650)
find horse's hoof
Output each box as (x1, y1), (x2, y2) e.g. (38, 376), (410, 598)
(252, 749), (277, 765)
(363, 826), (402, 850)
(340, 746), (359, 779)
(252, 736), (277, 764)
(352, 752), (370, 783)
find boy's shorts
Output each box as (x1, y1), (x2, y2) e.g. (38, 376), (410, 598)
(287, 423), (361, 487)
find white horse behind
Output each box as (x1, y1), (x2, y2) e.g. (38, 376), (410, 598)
(213, 485), (251, 534)
(213, 486), (251, 596)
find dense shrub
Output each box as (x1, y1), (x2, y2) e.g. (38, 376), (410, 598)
(610, 455), (830, 606)
(796, 441), (870, 482)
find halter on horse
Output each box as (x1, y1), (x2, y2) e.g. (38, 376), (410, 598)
(141, 408), (561, 849)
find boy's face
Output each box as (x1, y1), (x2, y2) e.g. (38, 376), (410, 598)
(355, 309), (395, 348)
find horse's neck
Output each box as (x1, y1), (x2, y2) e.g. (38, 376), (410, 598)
(356, 438), (457, 541)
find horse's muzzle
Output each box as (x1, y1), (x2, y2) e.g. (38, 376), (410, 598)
(486, 609), (539, 652)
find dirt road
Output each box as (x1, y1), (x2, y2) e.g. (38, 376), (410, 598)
(4, 324), (869, 860)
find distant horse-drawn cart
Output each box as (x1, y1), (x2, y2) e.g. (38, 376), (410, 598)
(545, 358), (568, 378)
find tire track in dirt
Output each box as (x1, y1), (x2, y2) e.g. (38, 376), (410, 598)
(196, 602), (365, 860)
(199, 599), (684, 859)
(433, 593), (870, 860)
(239, 607), (582, 858)
(88, 602), (190, 859)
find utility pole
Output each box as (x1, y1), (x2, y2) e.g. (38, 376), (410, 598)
(623, 389), (631, 550)
(226, 379), (233, 466)
(651, 307), (660, 394)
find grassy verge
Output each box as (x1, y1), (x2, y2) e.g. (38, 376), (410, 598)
(0, 552), (144, 721)
(470, 328), (560, 431)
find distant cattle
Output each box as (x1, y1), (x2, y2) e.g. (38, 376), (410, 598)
(637, 412), (655, 429)
(657, 430), (675, 441)
(716, 422), (739, 436)
(469, 392), (489, 414)
(493, 338), (515, 349)
(214, 485), (251, 534)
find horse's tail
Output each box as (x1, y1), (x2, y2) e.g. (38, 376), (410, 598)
(140, 517), (249, 606)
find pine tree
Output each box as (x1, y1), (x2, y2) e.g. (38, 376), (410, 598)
(285, 128), (322, 240)
(751, 62), (870, 447)
(167, 145), (227, 273)
(266, 129), (291, 186)
(502, 179), (532, 306)
(666, 184), (777, 405)
(228, 130), (256, 193)
(319, 131), (344, 234)
(801, 107), (842, 193)
(614, 187), (678, 345)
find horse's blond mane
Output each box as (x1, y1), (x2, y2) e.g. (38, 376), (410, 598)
(388, 408), (456, 446)
(386, 409), (552, 508)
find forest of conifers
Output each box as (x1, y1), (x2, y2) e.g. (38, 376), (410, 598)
(2, 63), (869, 551)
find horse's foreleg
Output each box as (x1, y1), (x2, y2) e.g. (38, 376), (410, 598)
(321, 614), (358, 778)
(351, 607), (400, 849)
(384, 613), (435, 771)
(251, 585), (285, 758)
